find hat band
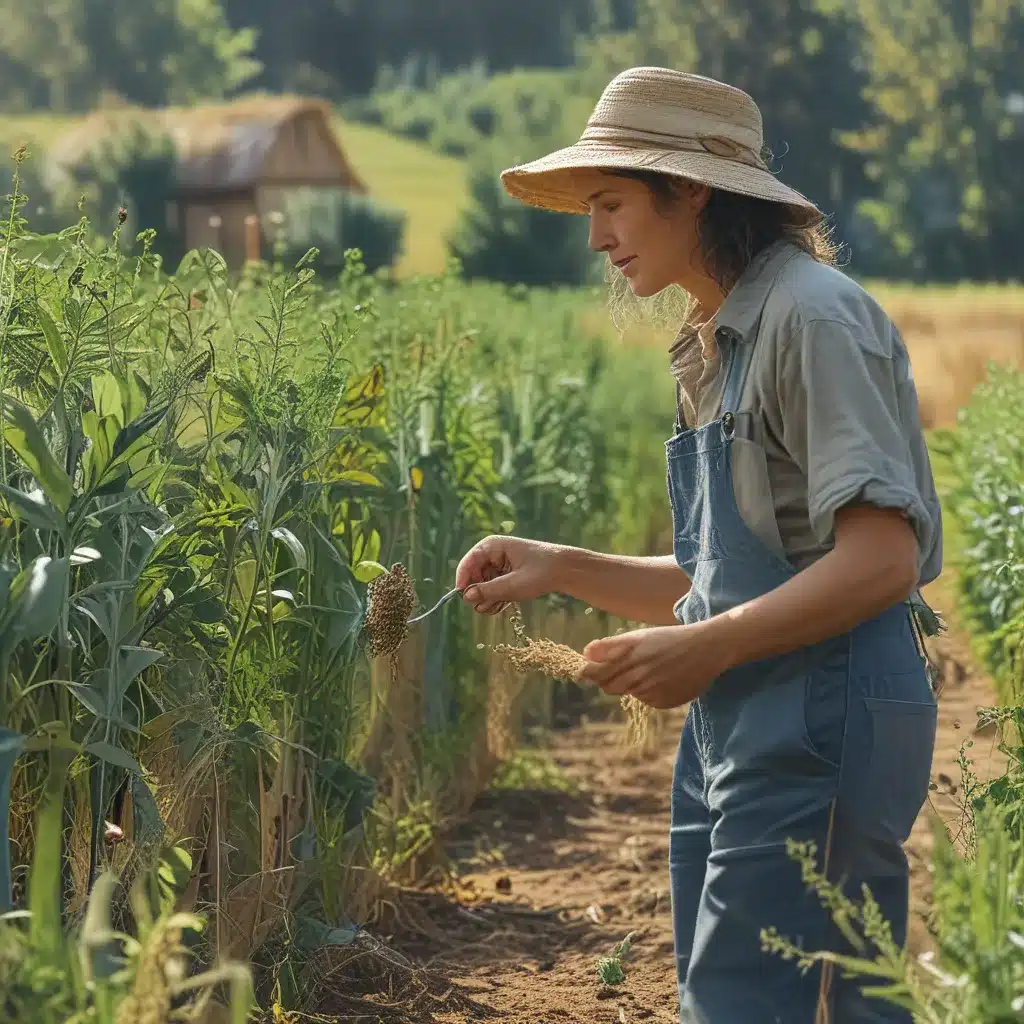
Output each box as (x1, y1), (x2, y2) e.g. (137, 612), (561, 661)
(579, 123), (768, 171)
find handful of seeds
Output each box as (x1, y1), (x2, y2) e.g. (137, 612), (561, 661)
(362, 563), (417, 660)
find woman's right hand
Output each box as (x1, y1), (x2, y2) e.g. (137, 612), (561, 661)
(455, 536), (566, 614)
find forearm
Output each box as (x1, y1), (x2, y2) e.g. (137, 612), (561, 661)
(706, 507), (919, 669)
(554, 546), (691, 625)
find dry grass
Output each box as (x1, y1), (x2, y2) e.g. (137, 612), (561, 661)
(869, 286), (1024, 428)
(594, 282), (1024, 430)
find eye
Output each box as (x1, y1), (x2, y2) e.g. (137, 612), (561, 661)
(604, 202), (620, 213)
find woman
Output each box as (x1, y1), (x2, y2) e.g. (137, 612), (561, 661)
(455, 67), (942, 1023)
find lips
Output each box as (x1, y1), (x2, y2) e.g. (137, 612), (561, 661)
(613, 255), (636, 270)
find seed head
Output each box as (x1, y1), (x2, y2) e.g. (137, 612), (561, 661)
(118, 206), (128, 224)
(363, 563), (416, 659)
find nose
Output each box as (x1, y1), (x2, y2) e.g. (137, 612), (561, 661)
(588, 212), (614, 253)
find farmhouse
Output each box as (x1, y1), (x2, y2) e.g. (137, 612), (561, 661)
(47, 95), (368, 267)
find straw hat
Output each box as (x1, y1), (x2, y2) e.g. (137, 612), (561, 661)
(500, 66), (820, 218)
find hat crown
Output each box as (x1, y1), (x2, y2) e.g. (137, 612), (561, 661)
(584, 67), (764, 160)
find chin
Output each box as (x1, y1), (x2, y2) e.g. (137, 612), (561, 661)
(628, 277), (660, 299)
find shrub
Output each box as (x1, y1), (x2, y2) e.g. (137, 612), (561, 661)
(274, 187), (407, 275)
(449, 141), (599, 287)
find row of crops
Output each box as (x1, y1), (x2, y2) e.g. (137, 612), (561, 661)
(0, 165), (678, 1021)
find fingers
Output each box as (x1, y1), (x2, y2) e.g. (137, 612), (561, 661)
(455, 537), (510, 590)
(583, 632), (639, 663)
(464, 577), (514, 612)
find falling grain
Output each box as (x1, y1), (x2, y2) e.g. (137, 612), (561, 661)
(620, 694), (653, 749)
(492, 637), (589, 683)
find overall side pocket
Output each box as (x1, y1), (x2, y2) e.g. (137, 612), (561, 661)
(861, 694), (937, 843)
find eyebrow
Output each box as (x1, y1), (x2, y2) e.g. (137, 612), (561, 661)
(585, 189), (618, 204)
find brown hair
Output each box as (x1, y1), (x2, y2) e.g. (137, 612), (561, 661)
(601, 169), (842, 332)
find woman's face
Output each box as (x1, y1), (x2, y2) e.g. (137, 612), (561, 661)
(576, 171), (708, 298)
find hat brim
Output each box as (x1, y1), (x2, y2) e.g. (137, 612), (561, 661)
(500, 142), (821, 220)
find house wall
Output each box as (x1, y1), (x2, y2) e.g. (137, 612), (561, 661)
(261, 111), (361, 188)
(183, 193), (259, 266)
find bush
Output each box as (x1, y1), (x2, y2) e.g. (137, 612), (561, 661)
(274, 187), (406, 275)
(449, 142), (600, 287)
(939, 365), (1024, 696)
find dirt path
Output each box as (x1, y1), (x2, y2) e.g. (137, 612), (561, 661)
(354, 590), (1003, 1024)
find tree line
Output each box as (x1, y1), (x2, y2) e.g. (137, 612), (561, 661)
(0, 0), (1020, 282)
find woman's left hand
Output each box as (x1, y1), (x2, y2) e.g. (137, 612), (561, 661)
(579, 623), (733, 709)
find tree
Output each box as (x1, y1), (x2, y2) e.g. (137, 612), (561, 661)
(837, 0), (1024, 281)
(0, 0), (260, 111)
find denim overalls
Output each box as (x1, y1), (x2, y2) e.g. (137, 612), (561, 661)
(666, 268), (938, 1022)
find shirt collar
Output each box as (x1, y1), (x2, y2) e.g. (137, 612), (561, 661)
(714, 239), (804, 343)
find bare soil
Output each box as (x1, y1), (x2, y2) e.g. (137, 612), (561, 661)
(325, 590), (1003, 1024)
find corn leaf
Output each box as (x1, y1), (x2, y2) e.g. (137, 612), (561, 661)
(84, 741), (142, 775)
(0, 484), (61, 531)
(1, 397), (73, 513)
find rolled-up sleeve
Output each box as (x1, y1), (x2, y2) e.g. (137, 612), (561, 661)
(778, 317), (934, 563)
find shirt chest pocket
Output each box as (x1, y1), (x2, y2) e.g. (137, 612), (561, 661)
(730, 434), (787, 561)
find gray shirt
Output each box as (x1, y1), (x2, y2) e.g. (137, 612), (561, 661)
(669, 240), (942, 587)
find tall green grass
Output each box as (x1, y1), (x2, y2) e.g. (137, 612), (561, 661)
(0, 156), (674, 1017)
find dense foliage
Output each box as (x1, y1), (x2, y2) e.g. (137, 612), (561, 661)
(0, 163), (674, 1016)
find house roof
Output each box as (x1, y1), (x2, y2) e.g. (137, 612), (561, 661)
(47, 94), (368, 194)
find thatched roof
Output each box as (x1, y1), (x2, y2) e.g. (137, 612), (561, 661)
(47, 94), (368, 195)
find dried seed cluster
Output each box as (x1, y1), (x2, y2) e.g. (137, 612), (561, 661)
(363, 563), (417, 659)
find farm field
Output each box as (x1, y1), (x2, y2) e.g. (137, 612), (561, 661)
(2, 106), (1024, 1021)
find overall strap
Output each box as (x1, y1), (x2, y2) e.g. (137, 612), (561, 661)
(718, 327), (758, 418)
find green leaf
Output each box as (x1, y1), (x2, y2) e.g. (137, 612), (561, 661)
(1, 397), (73, 513)
(0, 484), (61, 531)
(119, 372), (150, 426)
(131, 776), (165, 851)
(35, 304), (68, 376)
(353, 560), (387, 583)
(157, 844), (193, 909)
(0, 728), (26, 912)
(271, 526), (307, 569)
(80, 872), (123, 982)
(85, 741), (142, 775)
(91, 373), (124, 426)
(116, 646), (164, 692)
(3, 556), (70, 644)
(336, 470), (381, 487)
(111, 404), (169, 462)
